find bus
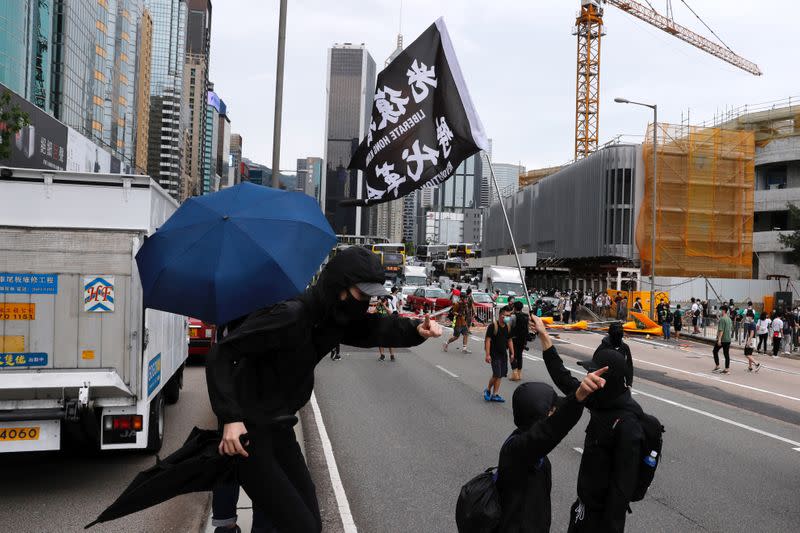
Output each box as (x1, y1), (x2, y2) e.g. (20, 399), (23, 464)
(379, 251), (405, 280)
(417, 244), (448, 262)
(372, 243), (406, 263)
(447, 243), (477, 259)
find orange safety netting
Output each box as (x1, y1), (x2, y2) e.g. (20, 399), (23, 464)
(636, 123), (755, 278)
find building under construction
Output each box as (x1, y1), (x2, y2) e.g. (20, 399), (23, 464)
(483, 123), (756, 291)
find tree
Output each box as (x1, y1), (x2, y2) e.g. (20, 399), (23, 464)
(404, 241), (416, 257)
(0, 90), (30, 160)
(777, 202), (800, 267)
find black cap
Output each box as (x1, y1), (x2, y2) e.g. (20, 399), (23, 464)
(578, 348), (627, 377)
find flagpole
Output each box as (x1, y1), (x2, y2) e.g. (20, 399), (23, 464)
(484, 153), (531, 309)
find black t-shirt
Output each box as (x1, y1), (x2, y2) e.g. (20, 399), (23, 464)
(486, 322), (511, 359)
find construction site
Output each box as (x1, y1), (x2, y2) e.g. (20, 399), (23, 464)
(482, 0), (800, 307)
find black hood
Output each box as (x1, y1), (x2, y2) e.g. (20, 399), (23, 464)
(512, 382), (559, 430)
(581, 348), (629, 407)
(303, 247), (385, 322)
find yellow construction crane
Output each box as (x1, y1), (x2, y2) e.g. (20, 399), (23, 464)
(573, 0), (762, 160)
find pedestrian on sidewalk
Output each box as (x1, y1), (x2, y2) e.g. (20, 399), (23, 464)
(732, 306), (743, 344)
(771, 311), (784, 358)
(563, 296), (573, 323)
(756, 312), (771, 354)
(493, 360), (607, 532)
(690, 298), (701, 334)
(672, 304), (683, 341)
(782, 311), (794, 354)
(657, 299), (671, 341)
(743, 302), (756, 346)
(206, 247), (442, 533)
(509, 301), (530, 381)
(484, 305), (515, 402)
(712, 305), (733, 374)
(444, 291), (471, 354)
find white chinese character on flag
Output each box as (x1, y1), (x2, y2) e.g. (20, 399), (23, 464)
(406, 59), (437, 103)
(374, 86), (409, 129)
(375, 162), (406, 198)
(402, 140), (439, 182)
(436, 117), (454, 158)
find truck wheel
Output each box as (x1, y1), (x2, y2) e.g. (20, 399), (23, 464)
(163, 365), (183, 405)
(146, 393), (165, 453)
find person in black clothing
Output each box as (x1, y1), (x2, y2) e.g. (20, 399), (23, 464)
(532, 315), (645, 533)
(484, 306), (515, 402)
(593, 322), (633, 387)
(205, 247), (442, 533)
(495, 331), (608, 533)
(509, 300), (530, 382)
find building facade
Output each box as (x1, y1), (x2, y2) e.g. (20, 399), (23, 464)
(322, 43), (376, 235)
(479, 138), (492, 208)
(216, 98), (231, 189)
(202, 88), (219, 194)
(296, 157), (323, 202)
(230, 133), (243, 185)
(133, 8), (152, 174)
(145, 0), (188, 199)
(490, 162), (525, 204)
(0, 0), (52, 110)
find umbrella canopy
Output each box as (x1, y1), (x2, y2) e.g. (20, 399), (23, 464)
(135, 182), (336, 325)
(86, 427), (234, 528)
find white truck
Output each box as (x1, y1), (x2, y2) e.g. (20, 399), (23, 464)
(0, 167), (187, 453)
(483, 266), (531, 307)
(402, 265), (428, 287)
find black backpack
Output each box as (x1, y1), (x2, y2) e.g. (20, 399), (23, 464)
(455, 467), (502, 533)
(614, 411), (664, 502)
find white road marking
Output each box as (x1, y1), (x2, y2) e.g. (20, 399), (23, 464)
(573, 447), (584, 454)
(310, 393), (357, 533)
(793, 447), (800, 453)
(631, 388), (800, 449)
(436, 365), (459, 378)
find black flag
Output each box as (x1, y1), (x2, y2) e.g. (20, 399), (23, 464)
(347, 18), (489, 206)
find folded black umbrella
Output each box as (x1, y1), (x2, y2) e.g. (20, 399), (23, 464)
(85, 426), (235, 529)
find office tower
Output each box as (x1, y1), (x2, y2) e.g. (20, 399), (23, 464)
(322, 43), (376, 235)
(216, 97), (231, 189)
(0, 0), (52, 110)
(133, 8), (152, 174)
(230, 133), (243, 184)
(297, 157), (323, 203)
(145, 0), (188, 199)
(182, 0), (211, 198)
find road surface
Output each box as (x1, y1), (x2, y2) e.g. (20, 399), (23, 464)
(311, 327), (800, 532)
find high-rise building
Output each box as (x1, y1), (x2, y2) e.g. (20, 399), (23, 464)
(296, 157), (323, 203)
(145, 0), (188, 199)
(50, 0), (144, 170)
(182, 0), (211, 198)
(322, 43), (376, 235)
(491, 163), (525, 203)
(0, 1), (52, 110)
(203, 88), (220, 194)
(133, 8), (153, 174)
(402, 191), (418, 244)
(230, 133), (243, 185)
(479, 138), (492, 208)
(216, 99), (231, 189)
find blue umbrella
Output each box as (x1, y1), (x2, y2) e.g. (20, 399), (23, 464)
(135, 182), (336, 325)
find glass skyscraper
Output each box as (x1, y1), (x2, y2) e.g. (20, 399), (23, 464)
(323, 43), (376, 235)
(0, 0), (52, 110)
(145, 0), (187, 199)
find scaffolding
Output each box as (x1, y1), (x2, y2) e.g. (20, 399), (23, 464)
(636, 123), (755, 278)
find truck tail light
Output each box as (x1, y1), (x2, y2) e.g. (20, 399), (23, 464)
(103, 415), (143, 432)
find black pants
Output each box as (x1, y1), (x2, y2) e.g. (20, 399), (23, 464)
(237, 425), (321, 533)
(511, 339), (525, 370)
(567, 498), (615, 533)
(713, 342), (731, 369)
(772, 336), (782, 356)
(757, 333), (768, 352)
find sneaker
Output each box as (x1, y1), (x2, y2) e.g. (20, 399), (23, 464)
(443, 342), (449, 352)
(332, 354), (342, 361)
(747, 366), (753, 372)
(490, 394), (506, 403)
(720, 369), (730, 374)
(712, 368), (721, 373)
(390, 354), (395, 361)
(462, 347), (472, 354)
(379, 354), (385, 361)
(483, 389), (492, 402)
(772, 355), (779, 358)
(755, 363), (761, 372)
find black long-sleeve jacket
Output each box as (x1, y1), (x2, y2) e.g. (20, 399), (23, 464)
(542, 346), (643, 533)
(496, 392), (584, 532)
(206, 299), (425, 426)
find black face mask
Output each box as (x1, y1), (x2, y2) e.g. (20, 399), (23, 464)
(332, 292), (370, 326)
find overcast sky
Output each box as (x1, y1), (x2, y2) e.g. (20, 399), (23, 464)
(209, 0), (796, 172)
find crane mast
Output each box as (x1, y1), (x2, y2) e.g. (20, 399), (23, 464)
(573, 0), (762, 161)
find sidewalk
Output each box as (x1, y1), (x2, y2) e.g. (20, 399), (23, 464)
(201, 418), (305, 533)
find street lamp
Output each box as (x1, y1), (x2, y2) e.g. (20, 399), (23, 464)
(615, 97), (658, 320)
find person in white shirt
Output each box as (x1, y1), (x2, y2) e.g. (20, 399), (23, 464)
(755, 312), (771, 353)
(690, 298), (701, 334)
(770, 312), (783, 358)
